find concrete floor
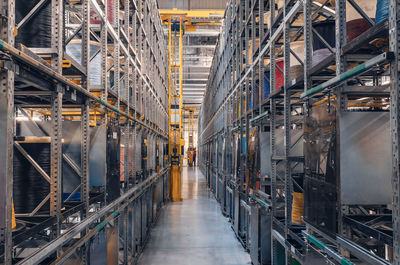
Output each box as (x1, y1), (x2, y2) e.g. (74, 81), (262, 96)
(137, 167), (251, 265)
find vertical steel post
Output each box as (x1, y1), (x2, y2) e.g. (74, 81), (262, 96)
(81, 0), (90, 216)
(0, 1), (15, 263)
(50, 0), (63, 241)
(390, 0), (400, 263)
(335, 0), (347, 247)
(283, 1), (292, 264)
(50, 90), (63, 236)
(304, 0), (312, 93)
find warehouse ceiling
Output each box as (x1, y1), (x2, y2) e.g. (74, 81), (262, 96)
(159, 1), (227, 121)
(158, 0), (228, 10)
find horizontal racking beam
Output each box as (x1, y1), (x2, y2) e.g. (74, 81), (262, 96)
(301, 52), (394, 99)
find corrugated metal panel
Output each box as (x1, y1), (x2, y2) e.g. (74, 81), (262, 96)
(158, 0), (228, 10)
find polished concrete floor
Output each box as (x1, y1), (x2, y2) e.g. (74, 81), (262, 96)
(137, 167), (251, 265)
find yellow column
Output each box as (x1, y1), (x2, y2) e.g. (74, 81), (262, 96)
(168, 17), (182, 202)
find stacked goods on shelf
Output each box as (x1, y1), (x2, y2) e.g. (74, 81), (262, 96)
(13, 142), (51, 215)
(312, 20), (336, 68)
(263, 40), (304, 98)
(66, 40), (102, 87)
(304, 99), (392, 235)
(375, 0), (389, 24)
(304, 102), (337, 235)
(346, 1), (376, 42)
(264, 58), (284, 96)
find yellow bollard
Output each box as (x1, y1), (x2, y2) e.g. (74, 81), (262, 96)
(171, 164), (182, 201)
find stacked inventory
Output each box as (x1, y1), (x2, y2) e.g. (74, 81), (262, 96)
(199, 0), (399, 264)
(0, 0), (169, 264)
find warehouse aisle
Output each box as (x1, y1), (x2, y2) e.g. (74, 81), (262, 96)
(137, 167), (251, 265)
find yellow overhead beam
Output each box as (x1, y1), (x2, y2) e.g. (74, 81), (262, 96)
(159, 9), (225, 18)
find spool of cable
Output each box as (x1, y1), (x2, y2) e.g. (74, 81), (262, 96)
(311, 20), (336, 67)
(312, 48), (335, 68)
(312, 20), (336, 51)
(66, 40), (102, 87)
(292, 192), (304, 225)
(346, 1), (376, 42)
(13, 143), (50, 215)
(375, 0), (389, 24)
(275, 58), (285, 90)
(15, 0), (52, 48)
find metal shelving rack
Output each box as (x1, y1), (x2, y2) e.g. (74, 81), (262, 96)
(199, 0), (400, 264)
(0, 0), (169, 264)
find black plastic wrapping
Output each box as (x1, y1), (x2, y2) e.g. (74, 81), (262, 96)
(13, 143), (50, 214)
(304, 103), (337, 235)
(106, 121), (121, 203)
(15, 0), (52, 48)
(312, 20), (336, 50)
(248, 128), (260, 189)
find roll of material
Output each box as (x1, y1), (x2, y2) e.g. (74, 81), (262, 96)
(13, 143), (50, 214)
(312, 20), (336, 51)
(292, 192), (305, 225)
(90, 0), (115, 24)
(290, 65), (304, 80)
(346, 0), (376, 42)
(312, 48), (335, 68)
(290, 41), (304, 67)
(265, 58), (302, 94)
(375, 0), (389, 24)
(264, 59), (285, 92)
(264, 72), (271, 99)
(347, 18), (374, 43)
(275, 59), (285, 91)
(66, 40), (102, 86)
(15, 0), (51, 48)
(276, 0), (284, 9)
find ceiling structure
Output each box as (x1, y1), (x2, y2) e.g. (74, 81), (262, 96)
(159, 3), (227, 121)
(158, 0), (228, 10)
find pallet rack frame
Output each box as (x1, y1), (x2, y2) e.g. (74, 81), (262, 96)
(199, 0), (400, 264)
(0, 0), (170, 264)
